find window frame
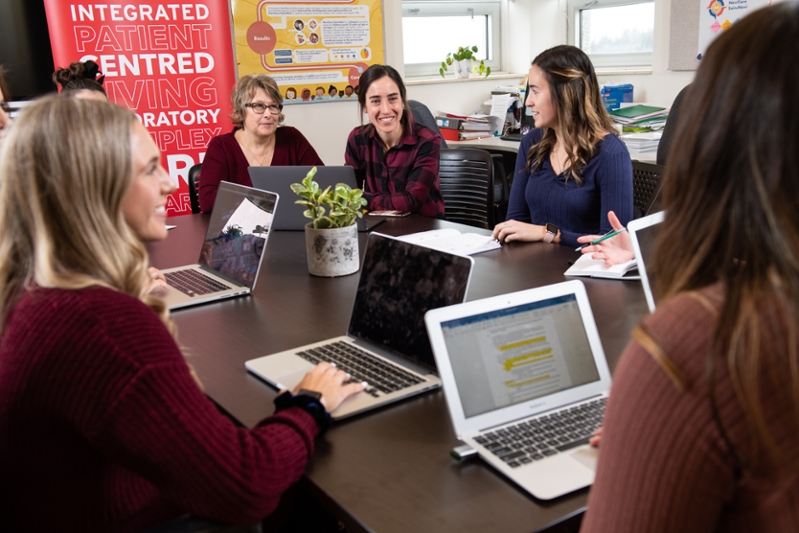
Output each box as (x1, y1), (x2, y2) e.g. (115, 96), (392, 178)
(567, 0), (655, 69)
(401, 1), (502, 78)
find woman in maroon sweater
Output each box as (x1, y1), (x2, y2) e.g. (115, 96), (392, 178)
(0, 97), (363, 533)
(581, 4), (799, 531)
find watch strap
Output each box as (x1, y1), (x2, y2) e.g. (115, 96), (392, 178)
(274, 391), (332, 435)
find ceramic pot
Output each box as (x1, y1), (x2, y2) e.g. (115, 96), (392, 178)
(304, 223), (359, 277)
(455, 59), (472, 79)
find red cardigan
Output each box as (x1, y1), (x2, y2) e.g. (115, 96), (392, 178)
(199, 126), (324, 212)
(0, 287), (319, 533)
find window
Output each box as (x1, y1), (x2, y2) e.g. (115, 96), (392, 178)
(402, 1), (501, 78)
(569, 0), (655, 69)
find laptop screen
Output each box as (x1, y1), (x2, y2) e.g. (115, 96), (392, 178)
(348, 234), (473, 372)
(628, 211), (664, 313)
(440, 294), (600, 418)
(198, 182), (277, 289)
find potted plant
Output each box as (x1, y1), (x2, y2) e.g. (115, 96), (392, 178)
(291, 167), (367, 277)
(439, 46), (491, 79)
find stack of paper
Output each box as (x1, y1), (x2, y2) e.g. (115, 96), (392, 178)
(621, 131), (662, 154)
(438, 111), (502, 141)
(609, 104), (669, 134)
(396, 229), (500, 255)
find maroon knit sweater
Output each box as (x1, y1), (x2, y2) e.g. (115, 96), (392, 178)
(0, 287), (319, 533)
(581, 285), (799, 532)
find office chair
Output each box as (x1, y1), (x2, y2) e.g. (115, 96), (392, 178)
(656, 84), (691, 166)
(188, 163), (202, 214)
(632, 161), (664, 219)
(408, 100), (448, 149)
(439, 148), (502, 229)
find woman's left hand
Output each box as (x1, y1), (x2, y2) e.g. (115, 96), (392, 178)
(492, 220), (553, 244)
(147, 267), (168, 297)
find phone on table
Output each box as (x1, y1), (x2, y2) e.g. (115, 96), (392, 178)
(368, 210), (410, 217)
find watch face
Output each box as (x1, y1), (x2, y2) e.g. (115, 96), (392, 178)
(298, 389), (323, 400)
(546, 223), (558, 234)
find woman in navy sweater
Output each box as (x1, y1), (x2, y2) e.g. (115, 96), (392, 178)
(493, 46), (633, 248)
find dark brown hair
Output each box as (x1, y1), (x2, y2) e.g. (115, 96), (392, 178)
(526, 45), (616, 184)
(52, 61), (106, 97)
(654, 2), (799, 473)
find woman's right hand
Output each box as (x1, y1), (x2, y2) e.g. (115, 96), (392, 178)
(492, 220), (550, 244)
(576, 211), (634, 266)
(292, 362), (365, 413)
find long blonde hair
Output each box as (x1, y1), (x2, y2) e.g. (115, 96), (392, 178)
(0, 96), (173, 333)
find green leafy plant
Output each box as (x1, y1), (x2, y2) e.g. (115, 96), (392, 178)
(291, 167), (367, 229)
(439, 46), (491, 78)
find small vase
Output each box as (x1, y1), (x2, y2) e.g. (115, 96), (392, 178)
(304, 223), (359, 277)
(455, 59), (472, 79)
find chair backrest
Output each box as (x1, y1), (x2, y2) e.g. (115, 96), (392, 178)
(188, 163), (202, 214)
(656, 84), (691, 166)
(438, 148), (495, 229)
(408, 100), (448, 149)
(632, 161), (664, 219)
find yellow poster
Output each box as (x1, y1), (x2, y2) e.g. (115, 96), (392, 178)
(231, 0), (385, 104)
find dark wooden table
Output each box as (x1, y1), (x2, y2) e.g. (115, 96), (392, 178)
(148, 215), (649, 533)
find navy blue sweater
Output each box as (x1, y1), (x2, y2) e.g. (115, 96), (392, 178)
(506, 129), (633, 248)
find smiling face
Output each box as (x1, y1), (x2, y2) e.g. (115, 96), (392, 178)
(526, 65), (558, 131)
(242, 88), (278, 138)
(122, 122), (175, 242)
(364, 76), (404, 147)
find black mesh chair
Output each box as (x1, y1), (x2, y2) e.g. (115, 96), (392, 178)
(656, 84), (691, 166)
(408, 99), (448, 149)
(632, 161), (664, 219)
(439, 148), (501, 229)
(188, 163), (202, 214)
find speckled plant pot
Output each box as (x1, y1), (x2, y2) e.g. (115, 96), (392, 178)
(304, 223), (359, 277)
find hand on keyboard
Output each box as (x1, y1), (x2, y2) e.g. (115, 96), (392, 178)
(293, 362), (366, 412)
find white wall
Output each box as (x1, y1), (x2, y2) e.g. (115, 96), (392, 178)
(282, 0), (694, 165)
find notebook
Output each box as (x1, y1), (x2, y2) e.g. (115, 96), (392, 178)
(627, 211), (664, 313)
(248, 165), (384, 232)
(425, 280), (612, 500)
(160, 182), (277, 310)
(246, 233), (475, 419)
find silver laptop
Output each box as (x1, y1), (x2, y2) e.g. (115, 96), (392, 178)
(628, 210), (664, 313)
(160, 182), (278, 310)
(425, 280), (612, 500)
(246, 233), (474, 419)
(248, 165), (384, 232)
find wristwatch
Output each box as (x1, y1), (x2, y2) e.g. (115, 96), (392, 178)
(543, 223), (559, 243)
(274, 390), (332, 435)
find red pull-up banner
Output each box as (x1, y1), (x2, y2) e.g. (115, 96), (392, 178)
(43, 1), (238, 216)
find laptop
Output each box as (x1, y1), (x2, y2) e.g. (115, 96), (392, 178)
(160, 182), (278, 310)
(248, 165), (384, 232)
(424, 280), (612, 500)
(246, 233), (475, 419)
(627, 210), (664, 313)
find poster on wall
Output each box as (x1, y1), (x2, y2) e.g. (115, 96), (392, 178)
(43, 1), (238, 216)
(231, 0), (385, 104)
(698, 0), (770, 58)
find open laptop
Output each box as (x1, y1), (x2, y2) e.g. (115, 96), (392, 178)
(246, 233), (474, 419)
(628, 210), (664, 313)
(248, 165), (384, 232)
(160, 182), (278, 310)
(425, 280), (612, 500)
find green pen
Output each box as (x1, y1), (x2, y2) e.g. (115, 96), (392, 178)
(574, 227), (627, 252)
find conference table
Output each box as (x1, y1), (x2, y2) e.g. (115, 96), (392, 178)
(147, 214), (650, 533)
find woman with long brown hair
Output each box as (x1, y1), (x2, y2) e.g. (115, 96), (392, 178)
(581, 3), (799, 530)
(493, 45), (632, 247)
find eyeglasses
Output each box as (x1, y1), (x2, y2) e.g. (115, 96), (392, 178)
(245, 102), (283, 115)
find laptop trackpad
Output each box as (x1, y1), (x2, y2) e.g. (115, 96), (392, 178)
(569, 446), (598, 470)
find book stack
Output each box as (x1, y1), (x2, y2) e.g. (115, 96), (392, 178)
(436, 113), (501, 141)
(609, 104), (669, 133)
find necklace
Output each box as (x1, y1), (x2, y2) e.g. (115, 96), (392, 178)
(237, 131), (275, 167)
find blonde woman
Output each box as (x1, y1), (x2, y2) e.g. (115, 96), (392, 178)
(0, 97), (362, 532)
(493, 45), (633, 247)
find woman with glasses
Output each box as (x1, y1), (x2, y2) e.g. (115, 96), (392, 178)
(199, 74), (323, 212)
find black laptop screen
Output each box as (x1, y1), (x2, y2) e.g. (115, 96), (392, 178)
(348, 234), (473, 372)
(198, 182), (277, 289)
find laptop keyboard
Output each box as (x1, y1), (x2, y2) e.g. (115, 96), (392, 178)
(297, 341), (425, 397)
(476, 397), (606, 468)
(164, 269), (232, 297)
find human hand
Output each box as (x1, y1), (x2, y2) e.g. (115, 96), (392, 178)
(292, 362), (366, 413)
(576, 211), (634, 267)
(147, 267), (169, 297)
(589, 427), (603, 447)
(492, 220), (551, 244)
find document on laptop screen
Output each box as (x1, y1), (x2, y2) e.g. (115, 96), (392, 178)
(441, 295), (600, 418)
